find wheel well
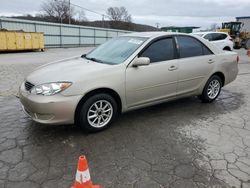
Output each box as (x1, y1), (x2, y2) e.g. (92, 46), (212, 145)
(74, 88), (122, 123)
(212, 72), (225, 86)
(223, 46), (231, 51)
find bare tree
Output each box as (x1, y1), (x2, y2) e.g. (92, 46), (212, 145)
(40, 0), (75, 23)
(106, 6), (132, 22)
(76, 10), (87, 22)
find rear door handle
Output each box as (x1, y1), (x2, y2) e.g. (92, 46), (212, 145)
(168, 65), (178, 71)
(208, 59), (215, 64)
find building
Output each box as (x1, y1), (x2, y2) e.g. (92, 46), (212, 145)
(236, 16), (250, 32)
(161, 26), (199, 33)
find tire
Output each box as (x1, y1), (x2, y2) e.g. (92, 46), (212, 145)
(233, 42), (241, 49)
(199, 75), (222, 103)
(77, 93), (118, 132)
(233, 45), (241, 49)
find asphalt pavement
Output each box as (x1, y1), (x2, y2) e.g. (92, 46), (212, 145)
(0, 48), (250, 188)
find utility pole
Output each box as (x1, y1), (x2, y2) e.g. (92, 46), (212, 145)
(156, 23), (160, 30)
(69, 0), (71, 24)
(102, 14), (105, 28)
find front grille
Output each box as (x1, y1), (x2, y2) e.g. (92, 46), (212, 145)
(25, 81), (34, 91)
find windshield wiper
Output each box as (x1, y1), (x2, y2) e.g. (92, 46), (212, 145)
(82, 55), (104, 64)
(89, 57), (104, 63)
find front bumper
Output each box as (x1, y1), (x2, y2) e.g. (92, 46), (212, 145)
(19, 83), (82, 125)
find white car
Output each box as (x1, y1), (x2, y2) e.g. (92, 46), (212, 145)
(193, 32), (233, 51)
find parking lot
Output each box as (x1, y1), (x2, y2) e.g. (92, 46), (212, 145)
(0, 48), (250, 188)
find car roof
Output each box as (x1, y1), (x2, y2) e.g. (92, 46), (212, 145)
(122, 31), (223, 55)
(122, 31), (190, 38)
(193, 31), (229, 36)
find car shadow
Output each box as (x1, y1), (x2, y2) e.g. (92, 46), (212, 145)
(28, 89), (243, 139)
(0, 49), (43, 54)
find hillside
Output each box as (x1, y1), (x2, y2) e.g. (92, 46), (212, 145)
(10, 15), (158, 32)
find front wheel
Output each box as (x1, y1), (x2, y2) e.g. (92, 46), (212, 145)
(77, 93), (118, 132)
(199, 75), (222, 103)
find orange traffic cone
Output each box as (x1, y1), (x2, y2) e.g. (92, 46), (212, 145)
(247, 49), (250, 56)
(71, 155), (101, 188)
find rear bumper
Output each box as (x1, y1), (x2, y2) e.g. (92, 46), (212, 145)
(224, 63), (239, 86)
(19, 83), (82, 125)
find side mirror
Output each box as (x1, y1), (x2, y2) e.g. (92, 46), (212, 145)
(132, 57), (150, 67)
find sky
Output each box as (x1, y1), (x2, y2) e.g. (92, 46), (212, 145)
(0, 0), (250, 29)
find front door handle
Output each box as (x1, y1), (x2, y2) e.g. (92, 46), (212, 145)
(168, 65), (178, 71)
(208, 59), (215, 64)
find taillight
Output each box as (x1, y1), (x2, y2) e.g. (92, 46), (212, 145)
(229, 38), (233, 41)
(237, 56), (239, 63)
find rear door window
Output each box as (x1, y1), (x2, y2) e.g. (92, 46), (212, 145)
(211, 33), (227, 41)
(176, 36), (213, 58)
(202, 45), (213, 55)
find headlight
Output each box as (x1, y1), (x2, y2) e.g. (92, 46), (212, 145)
(30, 82), (72, 96)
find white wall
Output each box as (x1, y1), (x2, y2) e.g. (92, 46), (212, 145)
(0, 17), (131, 48)
(237, 18), (250, 32)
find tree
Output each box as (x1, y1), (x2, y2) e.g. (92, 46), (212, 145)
(40, 0), (75, 23)
(76, 10), (87, 22)
(106, 6), (132, 22)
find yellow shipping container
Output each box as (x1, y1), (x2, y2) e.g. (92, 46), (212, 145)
(0, 31), (44, 51)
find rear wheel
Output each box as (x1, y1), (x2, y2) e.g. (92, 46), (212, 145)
(233, 42), (241, 49)
(199, 75), (222, 103)
(77, 93), (118, 132)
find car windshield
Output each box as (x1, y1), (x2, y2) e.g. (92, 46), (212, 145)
(85, 36), (147, 65)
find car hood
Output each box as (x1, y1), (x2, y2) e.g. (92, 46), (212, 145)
(26, 57), (114, 85)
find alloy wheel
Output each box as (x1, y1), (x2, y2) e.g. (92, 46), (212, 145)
(207, 80), (220, 99)
(87, 100), (113, 128)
